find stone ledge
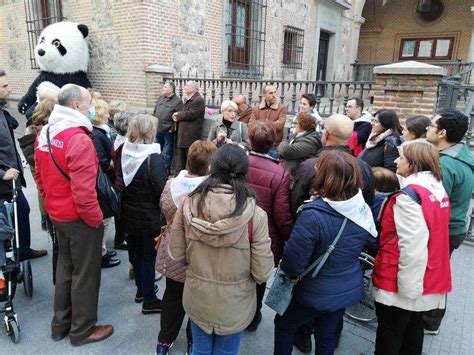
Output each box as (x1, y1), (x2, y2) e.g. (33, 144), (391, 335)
(144, 65), (175, 74)
(374, 61), (447, 76)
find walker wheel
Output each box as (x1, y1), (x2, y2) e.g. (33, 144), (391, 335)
(7, 319), (20, 343)
(23, 260), (33, 298)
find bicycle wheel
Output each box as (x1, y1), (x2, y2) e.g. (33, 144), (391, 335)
(345, 252), (376, 322)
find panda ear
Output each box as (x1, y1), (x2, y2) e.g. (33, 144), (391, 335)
(77, 24), (89, 38)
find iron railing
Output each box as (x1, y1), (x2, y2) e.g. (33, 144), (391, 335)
(352, 60), (473, 83)
(163, 74), (374, 116)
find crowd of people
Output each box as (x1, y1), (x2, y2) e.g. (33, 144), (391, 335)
(0, 68), (473, 355)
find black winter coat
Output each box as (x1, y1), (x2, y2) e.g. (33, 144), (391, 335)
(175, 93), (205, 148)
(0, 106), (26, 196)
(290, 145), (375, 218)
(90, 126), (115, 182)
(121, 153), (167, 235)
(359, 134), (402, 173)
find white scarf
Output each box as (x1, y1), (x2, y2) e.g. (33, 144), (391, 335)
(37, 104), (92, 152)
(401, 171), (446, 202)
(121, 140), (161, 187)
(323, 189), (378, 237)
(170, 170), (208, 208)
(94, 123), (111, 139)
(114, 134), (126, 151)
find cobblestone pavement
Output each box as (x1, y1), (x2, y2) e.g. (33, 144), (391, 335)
(1, 130), (473, 354)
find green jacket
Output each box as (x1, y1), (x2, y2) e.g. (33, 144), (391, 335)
(440, 143), (474, 236)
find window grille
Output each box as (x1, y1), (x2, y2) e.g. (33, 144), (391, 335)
(282, 26), (304, 69)
(224, 0), (267, 78)
(24, 0), (65, 70)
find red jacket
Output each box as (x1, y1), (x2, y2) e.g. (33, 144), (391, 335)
(246, 152), (293, 265)
(373, 185), (452, 295)
(35, 127), (103, 227)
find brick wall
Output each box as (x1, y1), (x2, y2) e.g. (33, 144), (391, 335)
(358, 0), (473, 62)
(372, 74), (441, 123)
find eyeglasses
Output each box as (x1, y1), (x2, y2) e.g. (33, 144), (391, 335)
(426, 124), (439, 131)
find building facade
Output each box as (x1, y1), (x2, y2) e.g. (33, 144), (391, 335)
(357, 0), (473, 64)
(1, 0), (366, 108)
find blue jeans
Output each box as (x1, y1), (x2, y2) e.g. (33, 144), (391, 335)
(156, 132), (174, 170)
(191, 321), (242, 355)
(274, 299), (345, 355)
(0, 188), (31, 259)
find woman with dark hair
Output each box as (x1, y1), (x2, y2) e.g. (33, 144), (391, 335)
(246, 121), (293, 332)
(169, 144), (273, 355)
(403, 115), (431, 141)
(155, 140), (217, 355)
(274, 150), (377, 355)
(278, 112), (322, 176)
(359, 109), (403, 172)
(373, 140), (451, 354)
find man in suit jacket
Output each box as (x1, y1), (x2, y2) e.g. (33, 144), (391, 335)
(172, 81), (205, 173)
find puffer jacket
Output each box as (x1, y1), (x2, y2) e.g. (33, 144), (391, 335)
(246, 152), (293, 265)
(121, 153), (167, 235)
(359, 134), (402, 172)
(169, 185), (274, 335)
(281, 197), (372, 312)
(277, 130), (322, 175)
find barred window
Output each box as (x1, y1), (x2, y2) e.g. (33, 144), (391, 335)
(282, 26), (304, 69)
(224, 0), (267, 78)
(24, 0), (65, 69)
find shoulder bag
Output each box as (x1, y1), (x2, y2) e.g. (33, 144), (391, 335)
(46, 126), (120, 218)
(265, 218), (348, 316)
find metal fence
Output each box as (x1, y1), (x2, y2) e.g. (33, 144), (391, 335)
(163, 74), (374, 116)
(352, 60), (473, 83)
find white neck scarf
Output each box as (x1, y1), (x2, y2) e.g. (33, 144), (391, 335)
(121, 140), (161, 187)
(323, 189), (378, 237)
(37, 104), (92, 152)
(170, 170), (208, 208)
(114, 134), (126, 151)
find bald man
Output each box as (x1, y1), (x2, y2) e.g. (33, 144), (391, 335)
(290, 114), (374, 217)
(234, 94), (253, 124)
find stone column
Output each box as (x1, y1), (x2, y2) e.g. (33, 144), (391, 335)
(372, 61), (447, 124)
(144, 65), (175, 109)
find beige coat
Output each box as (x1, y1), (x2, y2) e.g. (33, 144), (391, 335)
(169, 185), (274, 335)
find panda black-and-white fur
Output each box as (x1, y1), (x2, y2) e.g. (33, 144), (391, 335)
(18, 21), (92, 116)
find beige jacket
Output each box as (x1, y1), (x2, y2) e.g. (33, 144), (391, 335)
(169, 185), (274, 335)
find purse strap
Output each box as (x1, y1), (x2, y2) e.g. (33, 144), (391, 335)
(47, 125), (71, 182)
(297, 217), (348, 281)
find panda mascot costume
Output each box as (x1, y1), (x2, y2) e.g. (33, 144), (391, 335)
(18, 21), (91, 120)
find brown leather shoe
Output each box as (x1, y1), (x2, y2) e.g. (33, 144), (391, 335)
(21, 248), (48, 261)
(70, 325), (114, 347)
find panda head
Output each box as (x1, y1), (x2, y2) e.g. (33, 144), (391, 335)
(35, 21), (89, 74)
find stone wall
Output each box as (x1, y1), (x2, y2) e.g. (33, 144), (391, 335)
(358, 0), (473, 63)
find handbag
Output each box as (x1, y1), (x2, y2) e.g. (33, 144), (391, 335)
(265, 218), (348, 316)
(46, 126), (121, 218)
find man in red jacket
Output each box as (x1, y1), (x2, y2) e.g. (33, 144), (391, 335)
(34, 84), (113, 347)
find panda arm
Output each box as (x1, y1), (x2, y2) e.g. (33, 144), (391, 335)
(18, 74), (47, 114)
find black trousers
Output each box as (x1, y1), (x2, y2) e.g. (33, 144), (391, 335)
(51, 219), (103, 342)
(174, 147), (189, 174)
(256, 282), (267, 314)
(158, 277), (192, 344)
(375, 302), (424, 355)
(422, 233), (466, 331)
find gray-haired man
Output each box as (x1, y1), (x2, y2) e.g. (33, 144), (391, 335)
(172, 81), (205, 173)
